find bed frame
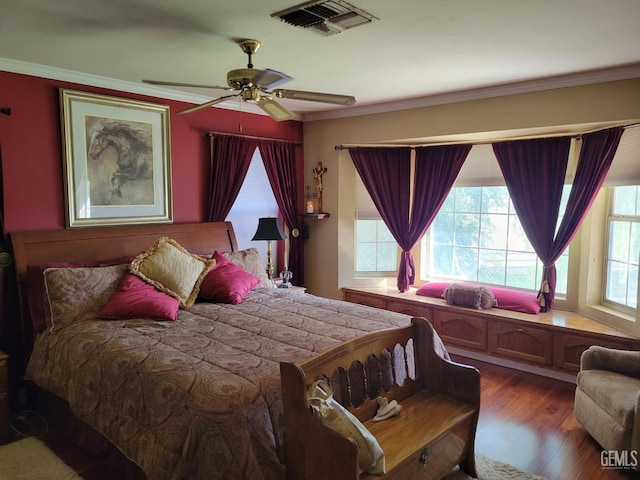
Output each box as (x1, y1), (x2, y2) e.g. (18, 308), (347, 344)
(11, 221), (238, 354)
(8, 221), (239, 479)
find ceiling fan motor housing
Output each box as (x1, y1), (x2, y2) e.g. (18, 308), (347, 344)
(227, 68), (261, 89)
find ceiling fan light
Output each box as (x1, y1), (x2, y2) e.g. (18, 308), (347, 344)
(242, 89), (260, 102)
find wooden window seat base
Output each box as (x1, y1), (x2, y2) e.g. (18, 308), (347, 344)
(342, 287), (640, 377)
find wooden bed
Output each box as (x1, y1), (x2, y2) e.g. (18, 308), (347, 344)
(9, 221), (425, 480)
(11, 221), (239, 355)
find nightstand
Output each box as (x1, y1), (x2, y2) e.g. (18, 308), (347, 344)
(0, 352), (9, 443)
(276, 284), (306, 293)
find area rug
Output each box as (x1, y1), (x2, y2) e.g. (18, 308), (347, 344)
(444, 454), (547, 480)
(0, 437), (83, 480)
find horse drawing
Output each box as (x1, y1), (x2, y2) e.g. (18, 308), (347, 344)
(87, 119), (153, 204)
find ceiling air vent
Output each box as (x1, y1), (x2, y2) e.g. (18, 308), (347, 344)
(272, 0), (377, 36)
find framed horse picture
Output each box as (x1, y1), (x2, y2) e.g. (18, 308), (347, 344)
(60, 89), (172, 228)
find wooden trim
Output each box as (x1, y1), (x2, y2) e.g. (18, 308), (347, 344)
(342, 286), (640, 375)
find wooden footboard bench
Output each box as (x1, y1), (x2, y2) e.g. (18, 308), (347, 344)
(280, 317), (480, 480)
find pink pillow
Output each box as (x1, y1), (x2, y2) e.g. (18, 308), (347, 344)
(488, 287), (541, 314)
(199, 251), (260, 304)
(416, 282), (452, 299)
(98, 272), (179, 321)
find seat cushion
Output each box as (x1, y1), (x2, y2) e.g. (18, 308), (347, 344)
(577, 369), (640, 429)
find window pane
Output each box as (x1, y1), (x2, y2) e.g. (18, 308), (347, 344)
(432, 213), (454, 244)
(632, 222), (640, 265)
(356, 243), (377, 271)
(357, 220), (377, 242)
(554, 253), (568, 296)
(478, 250), (506, 284)
(607, 260), (629, 305)
(440, 193), (455, 212)
(480, 214), (508, 250)
(378, 243), (398, 271)
(378, 225), (396, 243)
(506, 251), (539, 290)
(226, 150), (278, 266)
(613, 185), (638, 215)
(604, 186), (639, 311)
(454, 213), (479, 247)
(629, 264), (638, 309)
(355, 220), (397, 273)
(455, 188), (481, 213)
(452, 247), (478, 280)
(481, 186), (509, 214)
(431, 244), (453, 277)
(609, 221), (631, 263)
(507, 215), (533, 252)
(424, 185), (568, 294)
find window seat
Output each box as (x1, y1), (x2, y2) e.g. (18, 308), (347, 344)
(342, 286), (640, 377)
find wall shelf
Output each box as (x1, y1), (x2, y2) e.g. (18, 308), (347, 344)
(301, 213), (330, 219)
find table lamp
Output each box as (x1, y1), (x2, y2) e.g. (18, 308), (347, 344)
(251, 217), (287, 283)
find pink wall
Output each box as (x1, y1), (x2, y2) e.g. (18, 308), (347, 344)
(0, 71), (303, 233)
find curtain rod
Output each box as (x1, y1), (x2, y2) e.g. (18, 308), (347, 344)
(334, 122), (639, 151)
(206, 131), (302, 146)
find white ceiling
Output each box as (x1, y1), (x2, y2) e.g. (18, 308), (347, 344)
(2, 0), (640, 121)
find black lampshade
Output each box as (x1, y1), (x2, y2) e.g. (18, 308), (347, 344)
(251, 217), (287, 241)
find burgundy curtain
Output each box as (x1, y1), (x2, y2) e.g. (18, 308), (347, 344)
(350, 145), (469, 292)
(493, 127), (623, 309)
(259, 140), (304, 286)
(207, 133), (259, 222)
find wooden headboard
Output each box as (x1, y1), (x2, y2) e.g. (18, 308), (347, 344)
(11, 221), (238, 284)
(9, 221), (238, 360)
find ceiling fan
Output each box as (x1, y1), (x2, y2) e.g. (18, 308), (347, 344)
(143, 39), (356, 121)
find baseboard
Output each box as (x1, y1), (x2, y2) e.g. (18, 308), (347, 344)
(447, 346), (577, 384)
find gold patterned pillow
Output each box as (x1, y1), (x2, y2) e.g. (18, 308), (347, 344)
(44, 264), (128, 330)
(222, 248), (272, 288)
(129, 237), (215, 308)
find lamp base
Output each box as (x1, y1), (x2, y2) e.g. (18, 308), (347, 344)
(278, 282), (292, 288)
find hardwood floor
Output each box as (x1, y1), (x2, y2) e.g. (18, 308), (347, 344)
(454, 355), (639, 480)
(38, 356), (639, 479)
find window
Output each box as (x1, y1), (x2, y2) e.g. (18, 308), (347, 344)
(605, 185), (640, 311)
(355, 220), (397, 273)
(422, 186), (569, 293)
(226, 149), (279, 264)
(354, 174), (397, 275)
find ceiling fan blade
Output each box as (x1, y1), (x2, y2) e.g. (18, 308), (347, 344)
(273, 89), (356, 106)
(252, 69), (292, 90)
(255, 97), (294, 122)
(179, 94), (240, 115)
(143, 79), (232, 91)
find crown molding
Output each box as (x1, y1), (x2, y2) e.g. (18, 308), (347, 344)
(302, 63), (640, 122)
(0, 57), (269, 117)
(2, 57), (638, 123)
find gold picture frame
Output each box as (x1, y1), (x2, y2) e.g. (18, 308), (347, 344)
(60, 89), (172, 228)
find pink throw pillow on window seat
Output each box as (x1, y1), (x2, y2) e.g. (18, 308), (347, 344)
(487, 287), (541, 314)
(415, 282), (452, 299)
(417, 281), (541, 314)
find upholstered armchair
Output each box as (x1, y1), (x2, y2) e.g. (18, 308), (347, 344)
(575, 345), (640, 468)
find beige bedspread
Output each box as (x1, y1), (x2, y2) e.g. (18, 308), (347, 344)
(26, 288), (416, 480)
